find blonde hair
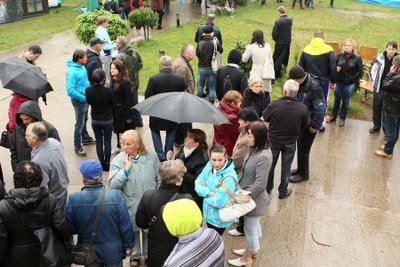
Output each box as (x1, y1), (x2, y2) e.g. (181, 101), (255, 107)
(159, 159), (187, 185)
(343, 38), (358, 54)
(223, 90), (243, 105)
(121, 130), (147, 155)
(248, 77), (263, 88)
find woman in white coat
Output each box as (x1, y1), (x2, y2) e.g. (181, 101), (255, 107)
(242, 30), (275, 105)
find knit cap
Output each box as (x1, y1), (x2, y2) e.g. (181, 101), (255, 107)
(228, 49), (242, 65)
(288, 66), (307, 79)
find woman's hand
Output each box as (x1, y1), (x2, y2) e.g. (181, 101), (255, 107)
(124, 153), (132, 170)
(166, 150), (174, 160)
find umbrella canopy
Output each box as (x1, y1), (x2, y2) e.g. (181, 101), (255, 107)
(0, 57), (53, 100)
(133, 92), (231, 125)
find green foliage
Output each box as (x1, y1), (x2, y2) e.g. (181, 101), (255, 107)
(209, 0), (228, 7)
(235, 40), (252, 78)
(234, 0), (247, 6)
(128, 7), (158, 28)
(74, 9), (129, 44)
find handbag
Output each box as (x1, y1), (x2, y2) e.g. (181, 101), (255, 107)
(0, 131), (11, 149)
(211, 37), (223, 74)
(217, 175), (256, 222)
(71, 189), (106, 265)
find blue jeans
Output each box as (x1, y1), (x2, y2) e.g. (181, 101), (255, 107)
(267, 142), (296, 196)
(92, 122), (113, 164)
(197, 66), (216, 104)
(71, 99), (90, 149)
(151, 129), (176, 161)
(244, 216), (262, 252)
(131, 90), (143, 125)
(331, 82), (355, 119)
(85, 261), (122, 267)
(384, 111), (400, 155)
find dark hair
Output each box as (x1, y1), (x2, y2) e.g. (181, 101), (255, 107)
(28, 45), (42, 55)
(187, 128), (208, 150)
(30, 121), (48, 141)
(13, 161), (43, 189)
(245, 121), (269, 150)
(111, 59), (128, 89)
(209, 144), (227, 157)
(72, 49), (86, 63)
(251, 30), (265, 47)
(238, 108), (259, 122)
(92, 68), (106, 85)
(386, 40), (398, 49)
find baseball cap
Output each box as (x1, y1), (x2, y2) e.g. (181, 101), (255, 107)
(89, 37), (104, 46)
(77, 160), (103, 180)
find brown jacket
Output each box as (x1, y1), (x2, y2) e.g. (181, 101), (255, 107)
(151, 0), (163, 11)
(232, 125), (249, 174)
(172, 56), (195, 94)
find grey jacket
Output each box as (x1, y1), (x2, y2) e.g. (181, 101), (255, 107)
(31, 138), (69, 208)
(239, 147), (272, 217)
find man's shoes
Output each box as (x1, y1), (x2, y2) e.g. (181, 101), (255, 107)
(374, 149), (392, 159)
(228, 229), (245, 237)
(75, 147), (86, 157)
(369, 126), (380, 134)
(279, 188), (293, 199)
(289, 174), (309, 183)
(338, 117), (345, 127)
(82, 136), (96, 145)
(135, 122), (143, 128)
(326, 115), (336, 123)
(112, 147), (121, 155)
(290, 169), (298, 176)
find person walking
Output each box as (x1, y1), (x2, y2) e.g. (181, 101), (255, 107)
(66, 49), (95, 157)
(85, 69), (115, 172)
(65, 159), (135, 267)
(86, 37), (104, 85)
(95, 16), (116, 85)
(272, 6), (293, 79)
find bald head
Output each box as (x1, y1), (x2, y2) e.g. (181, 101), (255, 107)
(26, 121), (48, 148)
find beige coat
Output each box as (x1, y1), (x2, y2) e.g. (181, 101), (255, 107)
(172, 56), (195, 94)
(232, 125), (249, 174)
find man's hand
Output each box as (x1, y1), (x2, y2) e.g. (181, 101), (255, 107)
(390, 64), (399, 74)
(166, 150), (174, 160)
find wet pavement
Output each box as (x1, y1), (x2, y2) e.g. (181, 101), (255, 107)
(1, 2), (400, 266)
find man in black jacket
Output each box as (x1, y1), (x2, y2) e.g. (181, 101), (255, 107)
(263, 79), (310, 199)
(194, 14), (222, 46)
(196, 25), (223, 104)
(375, 55), (400, 159)
(86, 37), (103, 85)
(145, 56), (186, 161)
(288, 66), (326, 183)
(272, 6), (293, 79)
(216, 49), (247, 101)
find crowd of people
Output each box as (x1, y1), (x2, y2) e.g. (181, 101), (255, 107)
(0, 4), (400, 267)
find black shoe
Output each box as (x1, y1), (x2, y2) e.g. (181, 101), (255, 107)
(74, 147), (86, 157)
(289, 174), (309, 183)
(82, 137), (96, 145)
(290, 169), (298, 176)
(135, 122), (143, 128)
(319, 127), (325, 133)
(266, 187), (273, 194)
(369, 126), (380, 134)
(279, 188), (293, 199)
(101, 162), (110, 172)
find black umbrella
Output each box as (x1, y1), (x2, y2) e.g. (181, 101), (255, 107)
(0, 57), (53, 100)
(133, 92), (231, 125)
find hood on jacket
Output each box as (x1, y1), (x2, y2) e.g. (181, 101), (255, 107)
(6, 186), (49, 211)
(218, 99), (241, 116)
(67, 59), (85, 69)
(211, 158), (235, 177)
(304, 37), (333, 56)
(120, 45), (134, 56)
(86, 49), (100, 60)
(16, 100), (42, 127)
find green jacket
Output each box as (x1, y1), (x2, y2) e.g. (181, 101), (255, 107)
(116, 45), (143, 92)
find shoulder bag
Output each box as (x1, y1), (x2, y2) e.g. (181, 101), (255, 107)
(211, 37), (223, 74)
(0, 130), (11, 149)
(71, 188), (106, 265)
(217, 175), (256, 222)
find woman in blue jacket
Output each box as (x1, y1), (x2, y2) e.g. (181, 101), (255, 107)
(195, 144), (238, 235)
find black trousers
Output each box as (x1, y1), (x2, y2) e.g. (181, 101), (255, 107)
(372, 90), (385, 130)
(296, 129), (317, 177)
(174, 123), (192, 145)
(273, 43), (291, 79)
(207, 223), (226, 236)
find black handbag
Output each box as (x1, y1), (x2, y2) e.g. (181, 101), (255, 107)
(0, 131), (11, 149)
(71, 189), (106, 265)
(34, 225), (73, 267)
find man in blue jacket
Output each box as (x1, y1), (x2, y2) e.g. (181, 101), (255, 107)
(65, 159), (135, 266)
(66, 50), (95, 157)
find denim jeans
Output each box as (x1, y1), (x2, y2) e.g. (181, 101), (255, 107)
(197, 66), (216, 104)
(92, 122), (113, 164)
(244, 216), (262, 252)
(100, 55), (112, 86)
(131, 90), (143, 125)
(85, 261), (122, 267)
(267, 142), (296, 196)
(331, 82), (355, 119)
(151, 129), (176, 161)
(384, 111), (400, 155)
(71, 99), (90, 149)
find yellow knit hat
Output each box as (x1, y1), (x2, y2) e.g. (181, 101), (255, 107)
(162, 199), (202, 236)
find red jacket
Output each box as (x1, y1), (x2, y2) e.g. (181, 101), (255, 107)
(213, 100), (241, 156)
(130, 0), (143, 10)
(6, 93), (33, 133)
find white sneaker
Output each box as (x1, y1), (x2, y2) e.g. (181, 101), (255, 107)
(228, 229), (245, 237)
(233, 249), (246, 256)
(228, 257), (252, 266)
(111, 147), (121, 155)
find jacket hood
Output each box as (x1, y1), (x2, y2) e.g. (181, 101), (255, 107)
(86, 49), (100, 60)
(6, 186), (49, 211)
(67, 59), (85, 68)
(16, 100), (42, 126)
(211, 158), (235, 177)
(219, 99), (241, 116)
(303, 38), (333, 55)
(120, 45), (134, 56)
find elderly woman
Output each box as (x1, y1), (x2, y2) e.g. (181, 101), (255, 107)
(213, 90), (243, 156)
(242, 77), (269, 117)
(327, 39), (363, 126)
(242, 29), (275, 104)
(195, 144), (238, 236)
(109, 130), (160, 267)
(166, 128), (208, 210)
(228, 121), (272, 267)
(0, 161), (72, 267)
(136, 159), (192, 267)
